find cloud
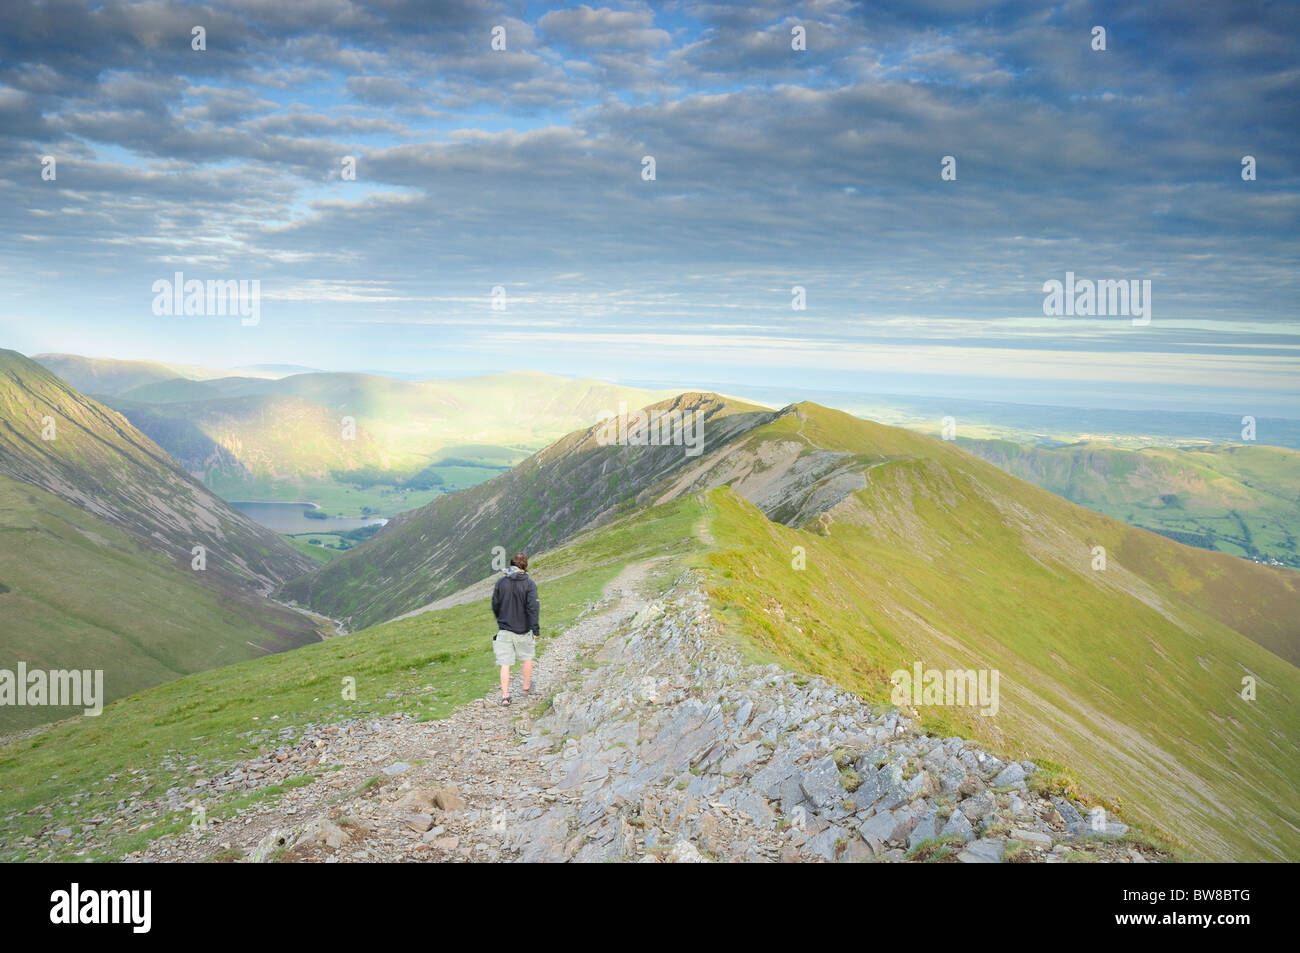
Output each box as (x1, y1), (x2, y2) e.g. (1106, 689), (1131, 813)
(538, 5), (671, 52)
(0, 0), (1294, 411)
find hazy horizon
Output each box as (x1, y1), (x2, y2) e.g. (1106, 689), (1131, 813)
(22, 348), (1300, 452)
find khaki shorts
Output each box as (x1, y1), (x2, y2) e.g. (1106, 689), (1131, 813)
(493, 630), (535, 667)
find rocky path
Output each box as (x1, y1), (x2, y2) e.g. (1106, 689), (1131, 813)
(135, 560), (1165, 863)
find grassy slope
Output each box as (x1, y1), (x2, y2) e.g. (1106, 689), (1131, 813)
(0, 475), (327, 732)
(695, 404), (1298, 861)
(0, 496), (705, 860)
(767, 405), (1299, 664)
(962, 438), (1300, 568)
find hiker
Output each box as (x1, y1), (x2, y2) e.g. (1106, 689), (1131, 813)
(491, 552), (539, 706)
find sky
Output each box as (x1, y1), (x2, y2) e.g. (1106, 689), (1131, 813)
(0, 0), (1297, 416)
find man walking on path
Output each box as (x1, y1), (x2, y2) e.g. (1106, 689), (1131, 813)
(491, 552), (539, 706)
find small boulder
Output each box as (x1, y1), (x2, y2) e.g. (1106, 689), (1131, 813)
(395, 789), (438, 813)
(401, 813), (435, 833)
(958, 790), (995, 820)
(432, 786), (468, 812)
(1010, 827), (1053, 846)
(941, 810), (975, 843)
(957, 837), (1005, 863)
(993, 763), (1027, 788)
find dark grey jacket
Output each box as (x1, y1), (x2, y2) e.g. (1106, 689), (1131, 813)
(492, 567), (539, 636)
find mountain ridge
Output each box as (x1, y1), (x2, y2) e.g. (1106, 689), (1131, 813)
(279, 392), (771, 626)
(274, 395), (1298, 860)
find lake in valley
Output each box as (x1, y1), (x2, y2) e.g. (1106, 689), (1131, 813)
(231, 501), (389, 535)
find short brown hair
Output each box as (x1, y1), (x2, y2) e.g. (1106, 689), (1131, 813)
(510, 552), (528, 571)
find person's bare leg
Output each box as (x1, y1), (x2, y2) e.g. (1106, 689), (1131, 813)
(522, 659), (533, 693)
(500, 665), (510, 699)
